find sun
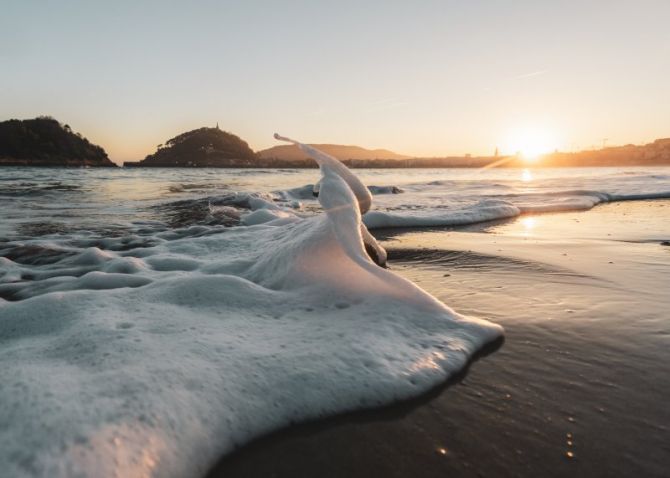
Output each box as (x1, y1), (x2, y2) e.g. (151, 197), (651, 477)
(504, 126), (559, 162)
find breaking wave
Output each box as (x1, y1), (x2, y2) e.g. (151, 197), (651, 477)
(0, 140), (502, 477)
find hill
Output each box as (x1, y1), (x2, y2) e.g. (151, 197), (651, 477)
(539, 138), (670, 167)
(125, 127), (257, 167)
(347, 138), (670, 168)
(258, 144), (409, 162)
(0, 117), (115, 167)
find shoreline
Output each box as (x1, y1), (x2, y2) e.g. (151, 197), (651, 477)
(2, 164), (669, 477)
(3, 163), (670, 169)
(207, 200), (670, 478)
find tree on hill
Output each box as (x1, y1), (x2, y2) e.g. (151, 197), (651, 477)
(0, 117), (114, 167)
(137, 127), (257, 167)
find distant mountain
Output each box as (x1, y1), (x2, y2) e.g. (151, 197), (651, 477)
(0, 117), (115, 167)
(125, 127), (256, 167)
(388, 138), (670, 168)
(552, 138), (670, 166)
(258, 144), (409, 162)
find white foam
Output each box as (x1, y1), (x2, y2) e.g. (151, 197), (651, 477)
(240, 208), (294, 226)
(364, 201), (521, 229)
(358, 185), (670, 230)
(0, 139), (502, 477)
(274, 133), (373, 214)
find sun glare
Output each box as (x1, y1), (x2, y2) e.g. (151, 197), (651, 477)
(505, 126), (559, 162)
(521, 216), (536, 231)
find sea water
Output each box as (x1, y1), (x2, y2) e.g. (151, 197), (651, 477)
(1, 160), (669, 477)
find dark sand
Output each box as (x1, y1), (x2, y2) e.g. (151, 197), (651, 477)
(208, 201), (670, 478)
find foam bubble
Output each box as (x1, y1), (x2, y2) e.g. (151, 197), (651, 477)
(0, 139), (502, 477)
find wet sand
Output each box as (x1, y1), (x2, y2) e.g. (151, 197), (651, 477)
(208, 200), (670, 478)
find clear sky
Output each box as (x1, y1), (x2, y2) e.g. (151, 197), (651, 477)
(2, 0), (669, 164)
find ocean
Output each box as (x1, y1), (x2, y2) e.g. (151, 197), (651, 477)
(2, 166), (670, 239)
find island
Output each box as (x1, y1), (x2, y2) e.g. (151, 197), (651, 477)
(0, 117), (115, 167)
(123, 126), (257, 167)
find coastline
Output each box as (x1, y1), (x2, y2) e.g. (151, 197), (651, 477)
(4, 163), (670, 169)
(208, 200), (670, 478)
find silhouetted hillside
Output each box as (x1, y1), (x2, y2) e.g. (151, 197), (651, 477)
(538, 138), (670, 167)
(0, 117), (115, 167)
(340, 138), (670, 168)
(258, 144), (409, 162)
(126, 127), (257, 167)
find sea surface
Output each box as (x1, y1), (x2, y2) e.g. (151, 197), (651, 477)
(1, 165), (669, 477)
(2, 166), (670, 239)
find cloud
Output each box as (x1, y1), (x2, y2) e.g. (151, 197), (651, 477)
(515, 69), (548, 79)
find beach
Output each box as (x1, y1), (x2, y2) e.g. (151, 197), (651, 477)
(1, 166), (669, 477)
(210, 200), (670, 478)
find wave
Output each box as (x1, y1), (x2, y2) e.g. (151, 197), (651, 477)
(361, 190), (670, 229)
(0, 139), (502, 477)
(279, 183), (403, 200)
(0, 181), (85, 197)
(169, 186), (670, 232)
(204, 171), (670, 231)
(364, 200), (521, 229)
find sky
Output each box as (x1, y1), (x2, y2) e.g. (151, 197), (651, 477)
(2, 0), (669, 164)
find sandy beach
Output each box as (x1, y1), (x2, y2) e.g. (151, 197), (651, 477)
(209, 200), (670, 478)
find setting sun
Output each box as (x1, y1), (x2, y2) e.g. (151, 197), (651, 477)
(504, 126), (560, 162)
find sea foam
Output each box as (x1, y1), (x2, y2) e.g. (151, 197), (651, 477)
(0, 139), (502, 477)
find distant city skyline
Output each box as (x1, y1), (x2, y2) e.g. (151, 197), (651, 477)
(2, 0), (669, 164)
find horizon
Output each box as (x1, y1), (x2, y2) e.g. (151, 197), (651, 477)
(5, 116), (669, 167)
(2, 1), (669, 163)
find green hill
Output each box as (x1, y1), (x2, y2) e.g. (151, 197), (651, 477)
(0, 117), (115, 167)
(126, 127), (257, 167)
